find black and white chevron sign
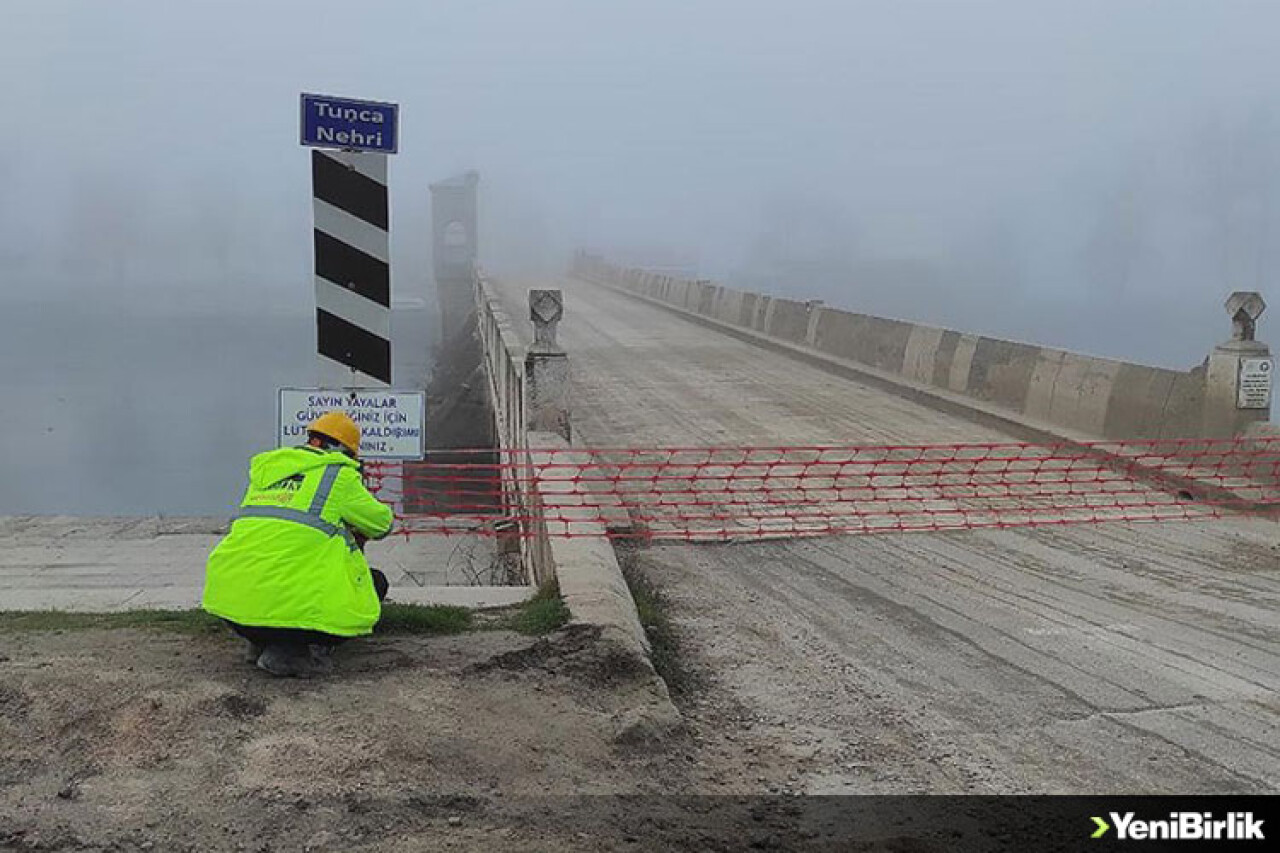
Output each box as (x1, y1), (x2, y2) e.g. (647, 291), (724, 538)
(312, 149), (391, 385)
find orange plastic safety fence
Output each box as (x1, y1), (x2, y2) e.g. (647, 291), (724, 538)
(362, 437), (1280, 542)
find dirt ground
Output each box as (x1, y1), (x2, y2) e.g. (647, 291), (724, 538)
(0, 621), (894, 853)
(6, 519), (1274, 851)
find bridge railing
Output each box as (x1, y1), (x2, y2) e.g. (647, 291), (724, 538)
(471, 274), (579, 584)
(475, 273), (527, 464)
(473, 272), (536, 576)
(467, 275), (647, 653)
(572, 252), (1272, 441)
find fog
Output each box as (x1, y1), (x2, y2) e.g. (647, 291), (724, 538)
(3, 0), (1278, 514)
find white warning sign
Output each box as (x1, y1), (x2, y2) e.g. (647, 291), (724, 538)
(1237, 358), (1273, 410)
(278, 388), (425, 459)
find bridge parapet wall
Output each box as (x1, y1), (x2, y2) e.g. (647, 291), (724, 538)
(573, 252), (1269, 440)
(474, 276), (651, 668)
(475, 273), (527, 459)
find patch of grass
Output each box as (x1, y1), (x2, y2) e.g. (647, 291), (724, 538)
(614, 544), (692, 696)
(0, 609), (224, 634)
(375, 603), (473, 635)
(504, 580), (570, 635)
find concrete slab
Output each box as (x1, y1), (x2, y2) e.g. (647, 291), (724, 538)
(0, 517), (518, 613)
(377, 532), (512, 586)
(638, 517), (1280, 791)
(494, 275), (1011, 447)
(0, 588), (203, 612)
(389, 585), (535, 609)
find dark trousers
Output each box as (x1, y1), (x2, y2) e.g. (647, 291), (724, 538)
(228, 568), (389, 648)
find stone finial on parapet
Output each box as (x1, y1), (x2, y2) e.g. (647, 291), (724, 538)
(1203, 291), (1272, 437)
(1226, 291), (1266, 342)
(529, 289), (564, 352)
(526, 289), (571, 442)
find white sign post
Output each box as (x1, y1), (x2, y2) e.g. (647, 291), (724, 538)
(278, 388), (425, 459)
(1237, 358), (1273, 410)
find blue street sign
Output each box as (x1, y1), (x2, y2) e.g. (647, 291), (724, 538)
(300, 93), (399, 154)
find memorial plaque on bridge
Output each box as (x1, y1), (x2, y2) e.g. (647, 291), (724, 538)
(1237, 357), (1273, 409)
(278, 388), (425, 459)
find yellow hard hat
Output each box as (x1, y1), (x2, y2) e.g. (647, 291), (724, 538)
(308, 411), (361, 456)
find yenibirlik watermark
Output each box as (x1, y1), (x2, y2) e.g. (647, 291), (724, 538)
(1091, 811), (1264, 842)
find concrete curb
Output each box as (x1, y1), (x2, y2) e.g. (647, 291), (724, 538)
(524, 432), (678, 729)
(526, 433), (652, 655)
(471, 276), (678, 735)
(547, 529), (651, 654)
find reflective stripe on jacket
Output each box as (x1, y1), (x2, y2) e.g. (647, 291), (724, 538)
(202, 446), (394, 637)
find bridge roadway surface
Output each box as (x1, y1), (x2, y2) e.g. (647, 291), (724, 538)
(493, 273), (1280, 793)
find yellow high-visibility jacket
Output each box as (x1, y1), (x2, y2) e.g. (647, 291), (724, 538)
(202, 446), (394, 637)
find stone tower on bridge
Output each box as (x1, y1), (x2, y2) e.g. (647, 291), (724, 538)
(430, 171), (480, 340)
(421, 169), (495, 465)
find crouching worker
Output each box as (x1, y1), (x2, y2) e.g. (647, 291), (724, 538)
(202, 411), (394, 677)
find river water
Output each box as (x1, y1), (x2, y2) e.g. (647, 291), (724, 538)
(2, 293), (436, 516)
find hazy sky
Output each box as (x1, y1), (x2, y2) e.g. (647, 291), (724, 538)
(5, 1), (1278, 333)
(3, 0), (1279, 511)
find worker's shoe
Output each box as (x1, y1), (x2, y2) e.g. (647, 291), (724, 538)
(243, 640), (265, 665)
(255, 644), (316, 678)
(309, 644), (336, 676)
